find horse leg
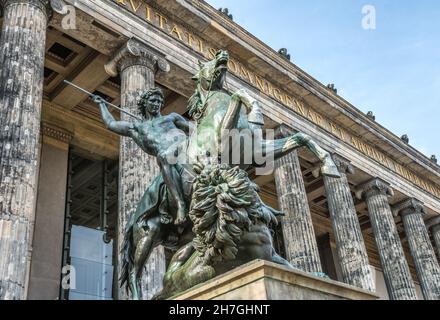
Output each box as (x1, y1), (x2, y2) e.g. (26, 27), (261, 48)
(261, 132), (340, 178)
(219, 89), (265, 139)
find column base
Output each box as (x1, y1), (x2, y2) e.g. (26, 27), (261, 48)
(171, 260), (379, 300)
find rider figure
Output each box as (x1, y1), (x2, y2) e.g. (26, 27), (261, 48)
(94, 88), (191, 225)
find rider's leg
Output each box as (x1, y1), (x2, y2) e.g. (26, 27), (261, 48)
(157, 152), (187, 225)
(133, 218), (161, 299)
(129, 271), (140, 300)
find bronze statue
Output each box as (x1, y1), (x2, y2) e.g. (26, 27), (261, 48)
(94, 88), (190, 225)
(90, 49), (341, 300)
(94, 88), (194, 299)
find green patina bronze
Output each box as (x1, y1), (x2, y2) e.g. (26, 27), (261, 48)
(94, 49), (341, 300)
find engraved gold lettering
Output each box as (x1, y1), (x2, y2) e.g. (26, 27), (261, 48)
(228, 59), (238, 73)
(145, 5), (151, 21)
(272, 88), (285, 104)
(170, 24), (183, 41)
(155, 12), (168, 29)
(129, 0), (142, 12)
(239, 65), (252, 82)
(255, 75), (267, 93)
(185, 32), (196, 49)
(295, 100), (307, 116)
(208, 47), (217, 59)
(197, 39), (204, 54)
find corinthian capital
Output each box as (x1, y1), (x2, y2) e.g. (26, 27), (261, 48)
(356, 178), (394, 200)
(105, 38), (170, 77)
(426, 216), (440, 231)
(331, 154), (355, 175)
(392, 198), (426, 218)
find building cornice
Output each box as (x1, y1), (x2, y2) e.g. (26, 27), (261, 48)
(175, 0), (440, 178)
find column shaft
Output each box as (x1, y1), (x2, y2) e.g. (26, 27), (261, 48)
(396, 200), (440, 300)
(323, 157), (374, 291)
(118, 64), (164, 299)
(107, 40), (170, 300)
(359, 180), (417, 300)
(274, 150), (322, 273)
(0, 0), (49, 300)
(433, 225), (440, 262)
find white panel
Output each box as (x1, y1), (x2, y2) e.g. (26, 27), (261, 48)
(69, 225), (114, 300)
(70, 225), (113, 265)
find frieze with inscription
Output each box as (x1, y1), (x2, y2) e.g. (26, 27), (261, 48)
(113, 0), (440, 199)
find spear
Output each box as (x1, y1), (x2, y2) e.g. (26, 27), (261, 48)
(63, 80), (142, 121)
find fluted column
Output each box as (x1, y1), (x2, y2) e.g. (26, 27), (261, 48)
(273, 126), (322, 274)
(429, 217), (440, 261)
(0, 0), (51, 300)
(105, 39), (169, 300)
(394, 199), (440, 300)
(356, 178), (417, 300)
(322, 155), (374, 291)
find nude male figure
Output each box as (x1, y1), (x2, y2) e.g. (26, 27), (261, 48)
(94, 87), (191, 225)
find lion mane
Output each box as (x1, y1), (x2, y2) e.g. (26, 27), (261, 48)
(189, 164), (279, 266)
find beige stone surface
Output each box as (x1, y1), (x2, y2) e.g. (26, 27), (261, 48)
(172, 260), (379, 300)
(28, 142), (69, 300)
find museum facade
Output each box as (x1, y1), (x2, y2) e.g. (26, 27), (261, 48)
(0, 0), (440, 300)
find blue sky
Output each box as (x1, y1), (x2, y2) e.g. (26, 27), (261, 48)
(206, 0), (440, 160)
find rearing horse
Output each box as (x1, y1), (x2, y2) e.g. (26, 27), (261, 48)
(185, 50), (340, 177)
(121, 50), (340, 300)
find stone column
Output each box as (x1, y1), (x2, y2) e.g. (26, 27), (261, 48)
(322, 155), (374, 291)
(429, 217), (440, 261)
(104, 39), (169, 300)
(356, 178), (417, 300)
(393, 199), (440, 300)
(0, 0), (51, 300)
(27, 124), (72, 300)
(273, 126), (322, 274)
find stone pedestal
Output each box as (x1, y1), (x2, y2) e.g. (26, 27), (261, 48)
(0, 0), (50, 300)
(357, 178), (417, 300)
(273, 127), (322, 273)
(322, 155), (374, 291)
(104, 38), (169, 300)
(172, 260), (379, 300)
(394, 199), (440, 300)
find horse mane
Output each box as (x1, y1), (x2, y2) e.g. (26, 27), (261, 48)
(187, 86), (204, 122)
(189, 164), (278, 266)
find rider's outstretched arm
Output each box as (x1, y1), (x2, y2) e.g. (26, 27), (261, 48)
(172, 113), (194, 135)
(94, 97), (136, 137)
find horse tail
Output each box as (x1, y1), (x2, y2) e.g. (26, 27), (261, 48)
(119, 223), (134, 293)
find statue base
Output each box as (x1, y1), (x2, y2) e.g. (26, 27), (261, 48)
(171, 260), (379, 300)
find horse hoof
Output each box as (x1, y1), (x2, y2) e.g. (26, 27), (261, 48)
(321, 160), (341, 178)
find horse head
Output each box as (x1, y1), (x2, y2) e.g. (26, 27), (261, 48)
(192, 50), (229, 92)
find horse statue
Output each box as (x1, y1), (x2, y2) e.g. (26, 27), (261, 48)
(120, 50), (340, 299)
